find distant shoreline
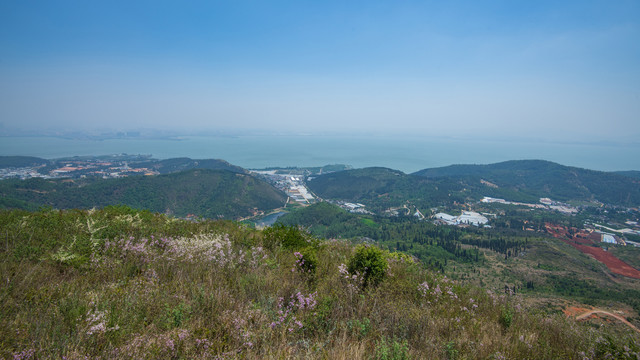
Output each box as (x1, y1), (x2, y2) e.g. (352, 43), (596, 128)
(1, 135), (639, 173)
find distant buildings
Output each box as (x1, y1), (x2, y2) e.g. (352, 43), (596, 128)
(434, 213), (456, 224)
(250, 170), (316, 205)
(0, 158), (159, 180)
(591, 223), (640, 237)
(0, 167), (51, 180)
(539, 197), (553, 205)
(434, 211), (489, 226)
(288, 184), (315, 203)
(481, 196), (577, 214)
(342, 202), (373, 214)
(601, 233), (617, 244)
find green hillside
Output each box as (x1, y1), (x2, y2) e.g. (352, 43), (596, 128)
(278, 203), (640, 314)
(413, 160), (640, 206)
(0, 169), (286, 219)
(0, 155), (49, 168)
(616, 170), (640, 179)
(1, 207), (638, 359)
(307, 167), (469, 211)
(277, 202), (366, 238)
(136, 157), (247, 174)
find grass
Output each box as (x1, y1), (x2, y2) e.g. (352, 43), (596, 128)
(445, 234), (640, 328)
(1, 207), (639, 359)
(609, 244), (640, 270)
(361, 218), (378, 228)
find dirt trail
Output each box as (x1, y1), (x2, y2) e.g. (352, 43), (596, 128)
(575, 310), (640, 334)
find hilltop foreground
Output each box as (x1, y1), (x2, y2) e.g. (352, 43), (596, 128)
(1, 207), (638, 359)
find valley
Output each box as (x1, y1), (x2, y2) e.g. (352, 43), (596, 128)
(2, 155), (640, 357)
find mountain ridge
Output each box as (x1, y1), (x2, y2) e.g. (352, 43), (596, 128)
(411, 159), (640, 206)
(0, 168), (287, 218)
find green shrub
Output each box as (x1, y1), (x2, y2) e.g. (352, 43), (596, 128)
(348, 244), (388, 289)
(294, 246), (318, 277)
(500, 306), (513, 329)
(385, 250), (415, 264)
(50, 249), (88, 268)
(347, 317), (370, 338)
(444, 341), (458, 360)
(593, 334), (640, 359)
(262, 223), (317, 250)
(162, 302), (191, 330)
(374, 336), (410, 360)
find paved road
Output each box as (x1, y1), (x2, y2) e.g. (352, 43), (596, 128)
(575, 310), (640, 333)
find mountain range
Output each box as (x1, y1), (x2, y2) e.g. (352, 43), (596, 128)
(308, 160), (640, 209)
(0, 169), (286, 218)
(413, 160), (640, 206)
(1, 157), (639, 218)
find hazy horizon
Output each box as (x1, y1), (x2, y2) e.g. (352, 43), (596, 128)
(1, 1), (639, 144)
(2, 134), (639, 174)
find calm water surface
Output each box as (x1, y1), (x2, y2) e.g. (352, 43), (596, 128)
(1, 135), (638, 173)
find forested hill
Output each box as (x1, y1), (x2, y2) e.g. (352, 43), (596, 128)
(135, 157), (247, 174)
(306, 167), (470, 210)
(0, 155), (246, 174)
(0, 169), (287, 218)
(0, 156), (49, 168)
(616, 170), (640, 179)
(412, 160), (640, 206)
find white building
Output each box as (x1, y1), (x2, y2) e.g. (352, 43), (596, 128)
(602, 234), (617, 244)
(434, 211), (488, 226)
(434, 213), (457, 224)
(457, 211), (489, 226)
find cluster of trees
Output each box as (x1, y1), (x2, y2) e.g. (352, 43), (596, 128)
(0, 169), (287, 219)
(306, 160), (640, 214)
(413, 160), (640, 207)
(0, 156), (49, 168)
(539, 274), (640, 314)
(306, 167), (471, 212)
(277, 202), (526, 271)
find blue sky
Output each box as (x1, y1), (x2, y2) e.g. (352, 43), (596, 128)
(1, 1), (639, 141)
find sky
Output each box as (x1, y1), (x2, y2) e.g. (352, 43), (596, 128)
(1, 0), (639, 141)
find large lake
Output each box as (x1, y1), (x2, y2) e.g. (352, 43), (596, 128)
(1, 135), (638, 173)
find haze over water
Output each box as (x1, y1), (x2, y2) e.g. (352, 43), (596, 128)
(2, 135), (637, 173)
(1, 2), (639, 166)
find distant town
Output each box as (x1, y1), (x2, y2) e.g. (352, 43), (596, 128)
(0, 154), (158, 180)
(3, 155), (639, 249)
(481, 196), (578, 214)
(250, 170), (317, 205)
(248, 166), (640, 251)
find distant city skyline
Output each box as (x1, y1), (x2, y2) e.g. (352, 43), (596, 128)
(1, 1), (639, 142)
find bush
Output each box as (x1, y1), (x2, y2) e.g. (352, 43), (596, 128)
(348, 244), (388, 289)
(294, 246), (318, 277)
(500, 306), (513, 329)
(263, 223), (317, 250)
(374, 336), (410, 360)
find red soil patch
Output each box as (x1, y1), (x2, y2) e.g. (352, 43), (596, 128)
(545, 223), (596, 245)
(569, 243), (640, 279)
(563, 306), (593, 317)
(545, 223), (640, 279)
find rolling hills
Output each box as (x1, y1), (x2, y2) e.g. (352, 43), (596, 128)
(307, 160), (640, 209)
(413, 160), (640, 206)
(2, 157), (640, 358)
(0, 155), (49, 168)
(306, 167), (469, 211)
(0, 169), (287, 219)
(617, 170), (640, 179)
(134, 157), (247, 174)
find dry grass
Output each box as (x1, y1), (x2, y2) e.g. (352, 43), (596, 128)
(1, 207), (639, 359)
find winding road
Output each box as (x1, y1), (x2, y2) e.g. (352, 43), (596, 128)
(575, 310), (640, 334)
